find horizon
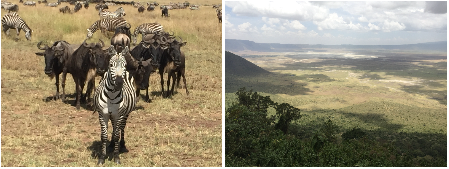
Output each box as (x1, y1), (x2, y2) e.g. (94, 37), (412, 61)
(225, 38), (447, 46)
(225, 1), (447, 45)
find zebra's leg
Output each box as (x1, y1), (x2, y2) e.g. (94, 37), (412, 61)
(97, 112), (109, 165)
(119, 114), (129, 153)
(111, 116), (121, 164)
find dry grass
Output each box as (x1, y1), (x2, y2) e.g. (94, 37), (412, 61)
(1, 0), (222, 167)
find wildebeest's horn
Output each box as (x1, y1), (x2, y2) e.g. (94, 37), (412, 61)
(99, 39), (104, 47)
(37, 41), (49, 50)
(160, 35), (167, 44)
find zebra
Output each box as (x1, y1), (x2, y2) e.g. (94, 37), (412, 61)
(93, 45), (137, 165)
(99, 6), (125, 19)
(87, 17), (128, 38)
(23, 1), (36, 6)
(1, 12), (32, 40)
(132, 22), (163, 45)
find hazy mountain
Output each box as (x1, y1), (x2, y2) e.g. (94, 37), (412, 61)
(225, 51), (271, 77)
(225, 39), (447, 53)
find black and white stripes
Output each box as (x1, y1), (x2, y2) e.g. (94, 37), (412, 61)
(132, 22), (163, 44)
(93, 45), (137, 165)
(87, 17), (128, 38)
(1, 12), (32, 40)
(99, 7), (125, 19)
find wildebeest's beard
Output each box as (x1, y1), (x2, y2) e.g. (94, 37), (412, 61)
(169, 48), (181, 66)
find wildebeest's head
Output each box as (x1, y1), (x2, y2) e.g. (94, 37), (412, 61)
(83, 39), (109, 76)
(163, 36), (186, 66)
(35, 41), (67, 77)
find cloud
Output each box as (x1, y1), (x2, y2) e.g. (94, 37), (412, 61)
(226, 1), (329, 21)
(238, 22), (252, 32)
(285, 20), (307, 30)
(358, 16), (368, 22)
(424, 1), (447, 14)
(368, 23), (380, 31)
(225, 14), (234, 29)
(367, 1), (417, 10)
(260, 24), (274, 31)
(381, 20), (406, 32)
(262, 17), (280, 26)
(314, 13), (366, 31)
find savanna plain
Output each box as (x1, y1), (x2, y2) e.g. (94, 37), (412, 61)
(225, 47), (446, 166)
(1, 1), (222, 166)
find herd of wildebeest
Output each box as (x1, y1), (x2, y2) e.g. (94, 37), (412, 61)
(1, 0), (222, 110)
(2, 0), (221, 165)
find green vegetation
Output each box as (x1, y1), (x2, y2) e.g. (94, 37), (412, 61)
(225, 88), (446, 167)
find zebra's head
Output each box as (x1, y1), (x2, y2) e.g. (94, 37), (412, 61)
(107, 45), (128, 91)
(25, 29), (32, 41)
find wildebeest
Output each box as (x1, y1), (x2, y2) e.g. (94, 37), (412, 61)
(158, 35), (188, 97)
(59, 5), (71, 13)
(130, 33), (164, 101)
(216, 9), (221, 23)
(19, 0), (23, 3)
(23, 1), (36, 6)
(62, 39), (109, 110)
(111, 23), (132, 52)
(137, 5), (144, 12)
(3, 4), (19, 12)
(35, 41), (76, 101)
(212, 4), (220, 8)
(147, 4), (154, 11)
(47, 2), (59, 7)
(74, 2), (82, 12)
(95, 3), (107, 10)
(84, 1), (88, 9)
(161, 6), (168, 17)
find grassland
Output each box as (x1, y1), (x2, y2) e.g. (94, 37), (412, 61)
(225, 49), (446, 162)
(1, 0), (222, 167)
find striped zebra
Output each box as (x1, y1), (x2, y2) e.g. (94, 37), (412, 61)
(132, 22), (163, 44)
(87, 17), (128, 38)
(93, 45), (137, 165)
(99, 7), (125, 19)
(1, 12), (32, 40)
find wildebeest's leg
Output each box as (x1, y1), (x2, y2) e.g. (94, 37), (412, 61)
(54, 73), (60, 100)
(180, 69), (189, 95)
(160, 71), (165, 97)
(97, 112), (109, 165)
(169, 71), (176, 96)
(61, 70), (68, 101)
(85, 78), (95, 106)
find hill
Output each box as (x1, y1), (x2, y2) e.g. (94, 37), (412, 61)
(225, 51), (271, 77)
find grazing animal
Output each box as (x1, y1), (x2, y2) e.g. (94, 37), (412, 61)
(95, 3), (107, 10)
(146, 4), (154, 11)
(87, 17), (128, 38)
(84, 2), (88, 9)
(183, 1), (189, 7)
(38, 1), (41, 4)
(47, 2), (59, 7)
(159, 36), (188, 97)
(132, 22), (163, 45)
(212, 4), (220, 8)
(35, 41), (76, 100)
(74, 2), (82, 12)
(189, 6), (198, 10)
(3, 4), (19, 12)
(62, 40), (109, 110)
(216, 9), (221, 23)
(93, 45), (137, 165)
(129, 34), (164, 101)
(1, 12), (32, 40)
(23, 1), (36, 6)
(161, 6), (168, 17)
(137, 5), (144, 12)
(59, 5), (70, 13)
(19, 0), (23, 3)
(99, 6), (125, 18)
(111, 23), (132, 52)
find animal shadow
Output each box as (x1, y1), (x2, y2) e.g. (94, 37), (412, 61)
(87, 140), (128, 162)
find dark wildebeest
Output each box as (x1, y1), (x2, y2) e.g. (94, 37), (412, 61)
(59, 5), (71, 13)
(147, 4), (154, 11)
(137, 5), (144, 12)
(158, 35), (188, 97)
(129, 33), (164, 102)
(216, 9), (221, 23)
(84, 1), (88, 9)
(62, 39), (109, 110)
(35, 41), (76, 101)
(111, 23), (132, 52)
(74, 2), (82, 12)
(161, 6), (168, 17)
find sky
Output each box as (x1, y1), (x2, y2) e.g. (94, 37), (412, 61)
(225, 1), (447, 45)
